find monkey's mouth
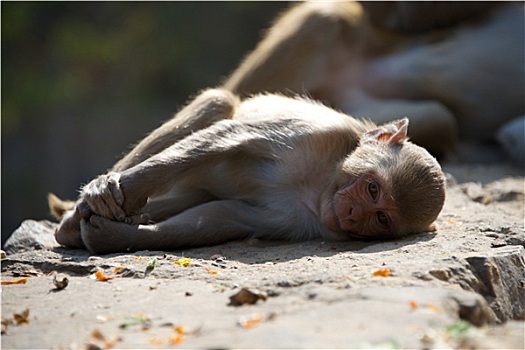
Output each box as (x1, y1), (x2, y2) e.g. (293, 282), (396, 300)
(329, 199), (356, 236)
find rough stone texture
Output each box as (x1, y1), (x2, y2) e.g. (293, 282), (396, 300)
(1, 166), (524, 349)
(3, 220), (59, 254)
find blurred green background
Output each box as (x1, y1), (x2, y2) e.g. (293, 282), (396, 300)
(2, 2), (290, 244)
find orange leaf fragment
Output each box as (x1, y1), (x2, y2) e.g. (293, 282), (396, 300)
(1, 278), (28, 285)
(93, 271), (115, 281)
(372, 268), (391, 277)
(175, 325), (186, 334)
(104, 337), (121, 349)
(205, 268), (218, 275)
(114, 267), (122, 273)
(243, 314), (264, 328)
(409, 300), (418, 309)
(169, 334), (184, 345)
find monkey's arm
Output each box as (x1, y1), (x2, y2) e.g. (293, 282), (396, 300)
(79, 120), (267, 221)
(80, 200), (268, 254)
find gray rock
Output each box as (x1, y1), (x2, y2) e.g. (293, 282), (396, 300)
(3, 220), (59, 254)
(465, 246), (525, 322)
(430, 246), (525, 322)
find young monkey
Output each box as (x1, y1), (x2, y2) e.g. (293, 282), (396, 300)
(50, 89), (446, 254)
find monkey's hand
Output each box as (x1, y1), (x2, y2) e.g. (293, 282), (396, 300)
(78, 172), (127, 222)
(78, 172), (149, 225)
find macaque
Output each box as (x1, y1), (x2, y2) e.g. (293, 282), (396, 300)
(51, 89), (446, 254)
(224, 1), (524, 158)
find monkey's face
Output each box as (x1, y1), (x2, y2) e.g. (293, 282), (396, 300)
(321, 171), (399, 239)
(321, 137), (445, 240)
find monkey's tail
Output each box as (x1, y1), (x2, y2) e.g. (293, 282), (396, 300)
(47, 193), (75, 220)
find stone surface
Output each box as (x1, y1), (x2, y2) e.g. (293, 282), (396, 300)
(1, 169), (524, 349)
(3, 220), (59, 254)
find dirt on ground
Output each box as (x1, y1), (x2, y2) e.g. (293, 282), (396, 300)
(1, 162), (524, 349)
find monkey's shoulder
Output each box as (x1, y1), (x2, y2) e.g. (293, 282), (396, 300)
(236, 93), (374, 131)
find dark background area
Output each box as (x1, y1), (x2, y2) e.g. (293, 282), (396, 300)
(2, 2), (290, 245)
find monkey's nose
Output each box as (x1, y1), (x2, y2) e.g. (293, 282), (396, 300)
(349, 206), (366, 221)
(348, 207), (358, 221)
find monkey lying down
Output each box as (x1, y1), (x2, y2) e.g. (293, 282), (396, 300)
(50, 89), (446, 254)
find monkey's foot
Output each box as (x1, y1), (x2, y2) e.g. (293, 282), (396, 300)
(55, 208), (85, 249)
(80, 215), (142, 254)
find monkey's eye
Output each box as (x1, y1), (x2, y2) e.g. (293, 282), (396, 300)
(377, 211), (389, 228)
(368, 181), (379, 200)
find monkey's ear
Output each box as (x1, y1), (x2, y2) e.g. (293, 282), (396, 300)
(361, 118), (409, 145)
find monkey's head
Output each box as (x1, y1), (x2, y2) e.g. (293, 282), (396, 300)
(327, 118), (446, 240)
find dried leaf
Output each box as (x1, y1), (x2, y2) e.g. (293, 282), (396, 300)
(205, 268), (218, 275)
(91, 328), (106, 341)
(169, 334), (184, 345)
(240, 314), (264, 328)
(91, 271), (115, 282)
(174, 258), (192, 266)
(13, 309), (30, 325)
(371, 268), (391, 277)
(229, 288), (267, 306)
(114, 267), (122, 273)
(1, 317), (11, 334)
(104, 337), (121, 349)
(1, 278), (28, 285)
(175, 325), (186, 334)
(409, 300), (418, 309)
(53, 275), (69, 290)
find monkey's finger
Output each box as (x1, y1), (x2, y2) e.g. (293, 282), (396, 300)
(88, 215), (103, 229)
(80, 175), (115, 220)
(95, 173), (125, 221)
(100, 194), (126, 222)
(88, 174), (125, 221)
(124, 213), (150, 225)
(107, 172), (125, 207)
(86, 191), (115, 221)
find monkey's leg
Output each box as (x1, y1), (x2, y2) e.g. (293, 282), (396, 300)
(223, 2), (366, 99)
(113, 88), (239, 171)
(80, 200), (269, 254)
(55, 89), (239, 249)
